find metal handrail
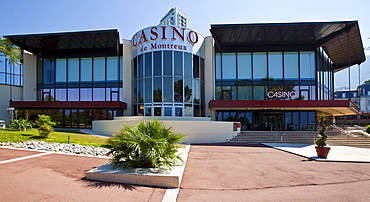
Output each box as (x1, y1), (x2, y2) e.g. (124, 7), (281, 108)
(306, 124), (319, 143)
(269, 123), (286, 142)
(330, 124), (359, 145)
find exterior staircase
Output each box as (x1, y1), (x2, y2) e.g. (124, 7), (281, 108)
(230, 131), (370, 147)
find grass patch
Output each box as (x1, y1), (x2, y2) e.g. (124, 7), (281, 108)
(0, 129), (110, 148)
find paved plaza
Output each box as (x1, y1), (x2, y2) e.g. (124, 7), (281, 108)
(1, 143), (370, 201)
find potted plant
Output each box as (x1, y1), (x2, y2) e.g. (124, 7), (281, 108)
(315, 113), (331, 158)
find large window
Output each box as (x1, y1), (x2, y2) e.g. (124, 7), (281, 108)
(38, 56), (122, 102)
(132, 50), (205, 117)
(215, 50), (318, 101)
(317, 48), (333, 100)
(216, 110), (316, 131)
(0, 54), (23, 86)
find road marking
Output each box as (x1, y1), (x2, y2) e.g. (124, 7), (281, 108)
(0, 152), (51, 165)
(162, 144), (191, 202)
(162, 188), (180, 202)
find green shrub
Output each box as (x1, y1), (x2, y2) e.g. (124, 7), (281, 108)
(35, 115), (56, 138)
(365, 125), (370, 134)
(315, 113), (328, 147)
(108, 118), (186, 169)
(9, 118), (33, 131)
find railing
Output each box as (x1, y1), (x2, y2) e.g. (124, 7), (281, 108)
(330, 124), (360, 145)
(306, 124), (319, 143)
(270, 123), (286, 142)
(330, 124), (350, 136)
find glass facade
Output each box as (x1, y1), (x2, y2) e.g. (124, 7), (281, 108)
(215, 48), (334, 131)
(0, 54), (23, 86)
(15, 109), (116, 128)
(216, 51), (320, 101)
(132, 50), (205, 117)
(38, 56), (123, 102)
(216, 111), (317, 131)
(18, 55), (124, 128)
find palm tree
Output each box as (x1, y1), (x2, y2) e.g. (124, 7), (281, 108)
(108, 118), (186, 169)
(0, 38), (22, 65)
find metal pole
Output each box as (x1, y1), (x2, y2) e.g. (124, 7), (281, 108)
(348, 31), (351, 98)
(358, 64), (361, 86)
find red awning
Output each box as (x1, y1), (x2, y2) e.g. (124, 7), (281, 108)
(10, 101), (127, 109)
(209, 100), (359, 116)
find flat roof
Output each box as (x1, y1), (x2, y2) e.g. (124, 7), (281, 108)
(4, 29), (120, 56)
(210, 21), (366, 71)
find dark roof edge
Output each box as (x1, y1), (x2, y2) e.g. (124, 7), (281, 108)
(3, 29), (119, 38)
(210, 20), (359, 28)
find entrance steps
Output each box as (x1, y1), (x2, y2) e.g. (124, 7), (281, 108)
(230, 131), (370, 147)
(230, 131), (317, 144)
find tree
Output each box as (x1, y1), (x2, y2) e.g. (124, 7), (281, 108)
(9, 118), (33, 131)
(363, 79), (370, 85)
(315, 113), (328, 147)
(0, 38), (22, 65)
(35, 115), (56, 138)
(108, 118), (186, 169)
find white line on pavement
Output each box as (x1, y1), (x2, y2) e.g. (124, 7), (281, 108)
(0, 152), (51, 165)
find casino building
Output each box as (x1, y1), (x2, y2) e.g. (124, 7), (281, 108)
(1, 11), (366, 132)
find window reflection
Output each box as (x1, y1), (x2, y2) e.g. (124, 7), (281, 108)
(268, 52), (282, 80)
(56, 59), (66, 83)
(253, 52), (267, 80)
(153, 51), (162, 76)
(174, 51), (183, 76)
(145, 52), (152, 77)
(163, 51), (172, 75)
(216, 51), (318, 101)
(222, 53), (236, 81)
(133, 50), (205, 117)
(81, 58), (92, 82)
(68, 58), (79, 82)
(284, 52), (298, 80)
(93, 57), (105, 83)
(237, 53), (251, 81)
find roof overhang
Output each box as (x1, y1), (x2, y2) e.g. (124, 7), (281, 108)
(209, 100), (360, 116)
(9, 101), (127, 109)
(210, 21), (366, 71)
(3, 29), (120, 57)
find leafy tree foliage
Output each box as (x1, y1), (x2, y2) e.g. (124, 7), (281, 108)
(0, 38), (22, 65)
(108, 118), (186, 169)
(365, 125), (370, 134)
(363, 79), (370, 85)
(9, 118), (33, 131)
(315, 113), (328, 147)
(35, 115), (56, 138)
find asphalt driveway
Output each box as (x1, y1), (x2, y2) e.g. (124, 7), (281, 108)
(1, 143), (370, 201)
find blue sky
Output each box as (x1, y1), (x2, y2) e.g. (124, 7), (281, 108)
(2, 0), (369, 89)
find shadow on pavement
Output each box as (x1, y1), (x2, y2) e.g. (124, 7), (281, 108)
(80, 177), (138, 191)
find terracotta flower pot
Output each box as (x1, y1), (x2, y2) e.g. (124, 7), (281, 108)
(315, 146), (331, 158)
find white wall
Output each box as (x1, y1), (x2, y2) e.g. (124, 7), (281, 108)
(204, 36), (215, 119)
(92, 116), (239, 144)
(23, 52), (37, 101)
(122, 39), (132, 116)
(0, 85), (22, 124)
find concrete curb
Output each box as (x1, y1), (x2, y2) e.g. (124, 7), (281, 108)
(86, 144), (191, 188)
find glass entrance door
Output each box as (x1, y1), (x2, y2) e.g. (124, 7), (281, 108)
(255, 112), (283, 130)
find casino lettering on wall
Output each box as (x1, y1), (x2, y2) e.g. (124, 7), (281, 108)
(131, 25), (204, 58)
(267, 91), (297, 99)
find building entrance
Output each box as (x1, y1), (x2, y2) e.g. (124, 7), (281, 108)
(255, 112), (283, 131)
(216, 110), (317, 131)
